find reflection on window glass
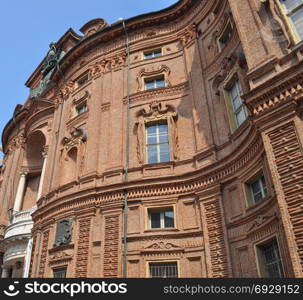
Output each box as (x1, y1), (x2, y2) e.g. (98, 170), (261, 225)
(280, 0), (303, 41)
(146, 123), (170, 164)
(228, 80), (248, 127)
(144, 49), (162, 59)
(144, 76), (165, 90)
(149, 208), (174, 229)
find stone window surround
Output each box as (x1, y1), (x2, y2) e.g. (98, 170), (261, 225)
(223, 69), (249, 132)
(135, 102), (179, 165)
(242, 167), (271, 209)
(137, 65), (172, 92)
(143, 48), (163, 60)
(70, 91), (90, 120)
(144, 204), (177, 232)
(52, 265), (68, 278)
(278, 0), (303, 43)
(145, 122), (170, 164)
(217, 20), (234, 51)
(246, 173), (267, 204)
(76, 71), (90, 89)
(147, 206), (175, 229)
(254, 234), (285, 278)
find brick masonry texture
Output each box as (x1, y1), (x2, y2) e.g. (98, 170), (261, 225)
(1, 0), (303, 278)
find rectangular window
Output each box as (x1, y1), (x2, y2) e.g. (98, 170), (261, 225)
(144, 75), (165, 90)
(218, 22), (233, 50)
(77, 73), (89, 87)
(228, 80), (248, 127)
(53, 267), (67, 278)
(257, 239), (284, 278)
(149, 262), (178, 278)
(148, 207), (174, 229)
(76, 103), (87, 115)
(248, 175), (268, 204)
(280, 0), (303, 41)
(146, 123), (170, 164)
(144, 49), (162, 59)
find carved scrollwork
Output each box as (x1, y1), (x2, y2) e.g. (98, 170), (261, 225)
(180, 24), (197, 46)
(61, 127), (87, 162)
(89, 52), (126, 77)
(145, 241), (181, 250)
(60, 81), (76, 99)
(49, 251), (72, 265)
(7, 130), (26, 153)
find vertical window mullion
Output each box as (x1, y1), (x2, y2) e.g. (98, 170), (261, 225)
(259, 178), (265, 198)
(156, 125), (161, 163)
(160, 211), (164, 228)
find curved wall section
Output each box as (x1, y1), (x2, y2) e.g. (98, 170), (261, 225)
(1, 0), (303, 278)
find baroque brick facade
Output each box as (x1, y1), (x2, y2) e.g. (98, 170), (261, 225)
(1, 0), (303, 278)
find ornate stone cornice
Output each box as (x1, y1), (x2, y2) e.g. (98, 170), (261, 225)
(126, 81), (189, 104)
(247, 80), (303, 116)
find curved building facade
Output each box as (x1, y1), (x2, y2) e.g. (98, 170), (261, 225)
(1, 0), (303, 278)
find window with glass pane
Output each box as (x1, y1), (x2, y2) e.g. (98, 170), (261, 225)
(144, 49), (162, 59)
(148, 208), (174, 229)
(280, 0), (303, 41)
(53, 268), (67, 278)
(144, 76), (165, 90)
(219, 22), (233, 50)
(146, 123), (170, 164)
(76, 103), (87, 115)
(228, 80), (248, 127)
(249, 175), (267, 204)
(77, 73), (89, 87)
(258, 240), (284, 278)
(149, 262), (178, 278)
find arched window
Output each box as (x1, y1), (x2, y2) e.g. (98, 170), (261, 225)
(22, 131), (46, 210)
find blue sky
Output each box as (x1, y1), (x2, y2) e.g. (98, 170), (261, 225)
(0, 0), (177, 159)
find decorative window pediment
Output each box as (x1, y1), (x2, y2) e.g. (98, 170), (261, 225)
(61, 127), (87, 162)
(137, 65), (171, 92)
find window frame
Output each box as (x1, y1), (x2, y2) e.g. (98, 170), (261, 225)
(144, 75), (166, 91)
(244, 171), (268, 207)
(76, 72), (90, 88)
(53, 267), (67, 278)
(255, 237), (285, 278)
(147, 261), (179, 278)
(228, 79), (248, 128)
(223, 74), (249, 132)
(143, 48), (162, 60)
(148, 207), (175, 229)
(218, 21), (234, 51)
(145, 122), (170, 164)
(279, 0), (303, 42)
(145, 205), (177, 231)
(75, 102), (88, 116)
(249, 176), (268, 204)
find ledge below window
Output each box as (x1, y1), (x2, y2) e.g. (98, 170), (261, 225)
(142, 161), (175, 177)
